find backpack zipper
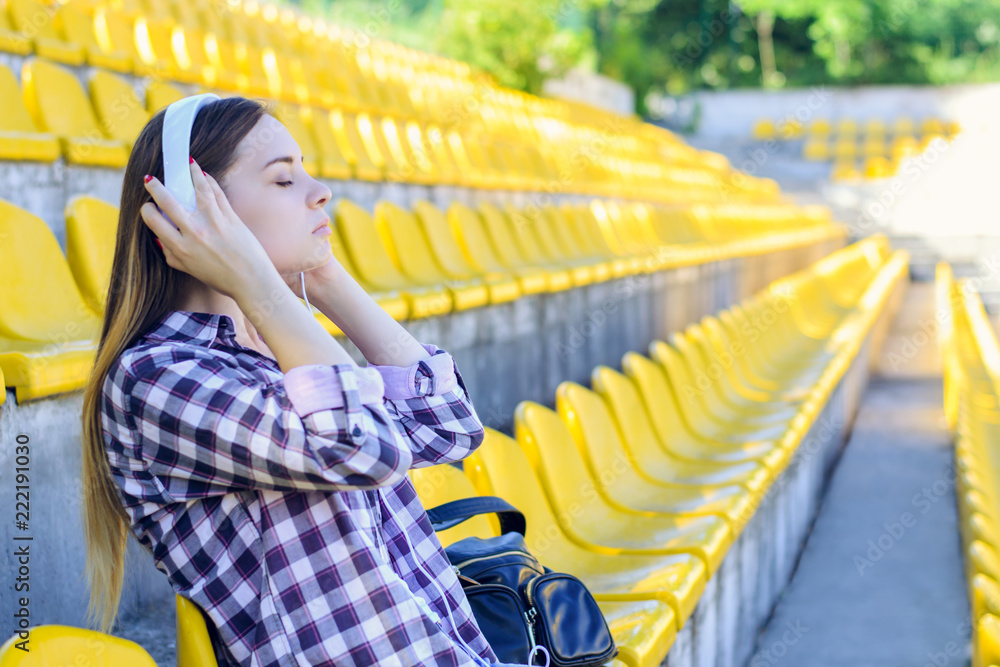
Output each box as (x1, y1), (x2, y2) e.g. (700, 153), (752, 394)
(450, 549), (534, 571)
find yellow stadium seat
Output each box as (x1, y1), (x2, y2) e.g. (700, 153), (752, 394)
(96, 9), (163, 77)
(0, 64), (59, 161)
(862, 155), (892, 180)
(301, 106), (352, 180)
(620, 351), (787, 471)
(7, 0), (85, 65)
(175, 595), (216, 667)
(0, 199), (102, 402)
(325, 224), (407, 330)
(921, 117), (945, 135)
(89, 70), (150, 148)
(809, 119), (832, 135)
(836, 119), (858, 135)
(893, 116), (915, 135)
(335, 199), (452, 319)
(409, 464), (500, 545)
(752, 119), (775, 140)
(413, 201), (522, 304)
(513, 399), (733, 574)
(505, 205), (594, 287)
(374, 201), (490, 310)
(0, 2), (30, 54)
(54, 3), (133, 72)
(980, 614), (1000, 667)
(144, 79), (186, 113)
(555, 377), (757, 531)
(64, 195), (117, 316)
(410, 461), (678, 667)
(446, 203), (549, 296)
(0, 624), (158, 666)
(803, 139), (829, 161)
(331, 110), (383, 182)
(420, 123), (463, 186)
(478, 202), (573, 292)
(466, 428), (706, 632)
(20, 58), (129, 167)
(273, 103), (320, 177)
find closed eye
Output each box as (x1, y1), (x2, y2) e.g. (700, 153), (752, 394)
(277, 180), (293, 187)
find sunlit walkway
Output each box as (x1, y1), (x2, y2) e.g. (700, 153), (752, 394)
(750, 284), (969, 666)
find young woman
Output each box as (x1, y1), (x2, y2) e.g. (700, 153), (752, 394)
(80, 95), (521, 666)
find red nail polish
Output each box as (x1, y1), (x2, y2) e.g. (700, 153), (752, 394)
(189, 156), (195, 164)
(143, 174), (152, 183)
(154, 238), (162, 250)
(202, 170), (207, 175)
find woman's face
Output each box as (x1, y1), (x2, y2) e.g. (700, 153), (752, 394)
(218, 114), (333, 275)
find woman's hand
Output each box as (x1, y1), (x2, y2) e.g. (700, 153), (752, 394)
(280, 253), (349, 304)
(140, 158), (279, 301)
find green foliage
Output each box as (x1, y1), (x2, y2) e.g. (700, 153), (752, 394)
(283, 0), (1000, 114)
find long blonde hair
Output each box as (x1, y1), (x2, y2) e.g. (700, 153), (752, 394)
(80, 96), (269, 633)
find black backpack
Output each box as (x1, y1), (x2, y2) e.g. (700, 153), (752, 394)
(426, 496), (618, 667)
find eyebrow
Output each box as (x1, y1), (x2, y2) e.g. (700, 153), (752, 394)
(261, 155), (304, 170)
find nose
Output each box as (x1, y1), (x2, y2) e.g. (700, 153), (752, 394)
(309, 176), (332, 209)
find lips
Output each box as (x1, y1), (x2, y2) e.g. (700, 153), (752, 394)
(312, 218), (331, 233)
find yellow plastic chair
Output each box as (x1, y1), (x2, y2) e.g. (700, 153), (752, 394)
(413, 201), (522, 305)
(619, 352), (787, 473)
(175, 595), (217, 667)
(145, 79), (187, 113)
(650, 341), (792, 443)
(478, 202), (573, 292)
(504, 204), (594, 287)
(20, 58), (129, 167)
(0, 625), (156, 665)
(272, 103), (320, 177)
(0, 64), (59, 162)
(0, 4), (30, 55)
(555, 377), (756, 531)
(446, 203), (549, 296)
(410, 463), (678, 667)
(302, 106), (352, 180)
(326, 219), (408, 325)
(7, 0), (85, 65)
(0, 199), (101, 402)
(467, 428), (705, 633)
(64, 195), (117, 316)
(374, 201), (490, 311)
(89, 70), (150, 149)
(514, 399), (733, 574)
(335, 199), (452, 319)
(54, 3), (133, 72)
(588, 358), (773, 495)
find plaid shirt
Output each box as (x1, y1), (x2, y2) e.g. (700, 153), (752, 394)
(100, 310), (497, 667)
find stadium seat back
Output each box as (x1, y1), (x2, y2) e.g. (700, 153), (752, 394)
(334, 199), (410, 291)
(64, 195), (118, 316)
(0, 199), (100, 340)
(89, 70), (149, 145)
(0, 624), (157, 666)
(409, 464), (499, 546)
(374, 201), (447, 284)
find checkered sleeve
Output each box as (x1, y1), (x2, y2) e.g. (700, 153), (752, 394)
(121, 346), (414, 497)
(369, 343), (486, 468)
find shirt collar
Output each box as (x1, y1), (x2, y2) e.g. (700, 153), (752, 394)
(142, 310), (238, 347)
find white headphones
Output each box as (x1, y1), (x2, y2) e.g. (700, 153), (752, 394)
(161, 93), (313, 313)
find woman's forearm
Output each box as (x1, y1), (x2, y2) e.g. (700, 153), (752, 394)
(309, 264), (430, 368)
(235, 272), (358, 373)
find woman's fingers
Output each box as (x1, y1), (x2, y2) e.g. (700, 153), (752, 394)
(189, 158), (222, 220)
(203, 171), (239, 222)
(139, 201), (181, 246)
(142, 176), (186, 232)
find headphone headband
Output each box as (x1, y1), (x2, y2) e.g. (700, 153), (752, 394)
(162, 93), (221, 212)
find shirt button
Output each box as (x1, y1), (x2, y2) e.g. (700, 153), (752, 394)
(352, 425), (363, 438)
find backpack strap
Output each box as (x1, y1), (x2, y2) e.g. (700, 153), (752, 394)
(425, 496), (526, 536)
